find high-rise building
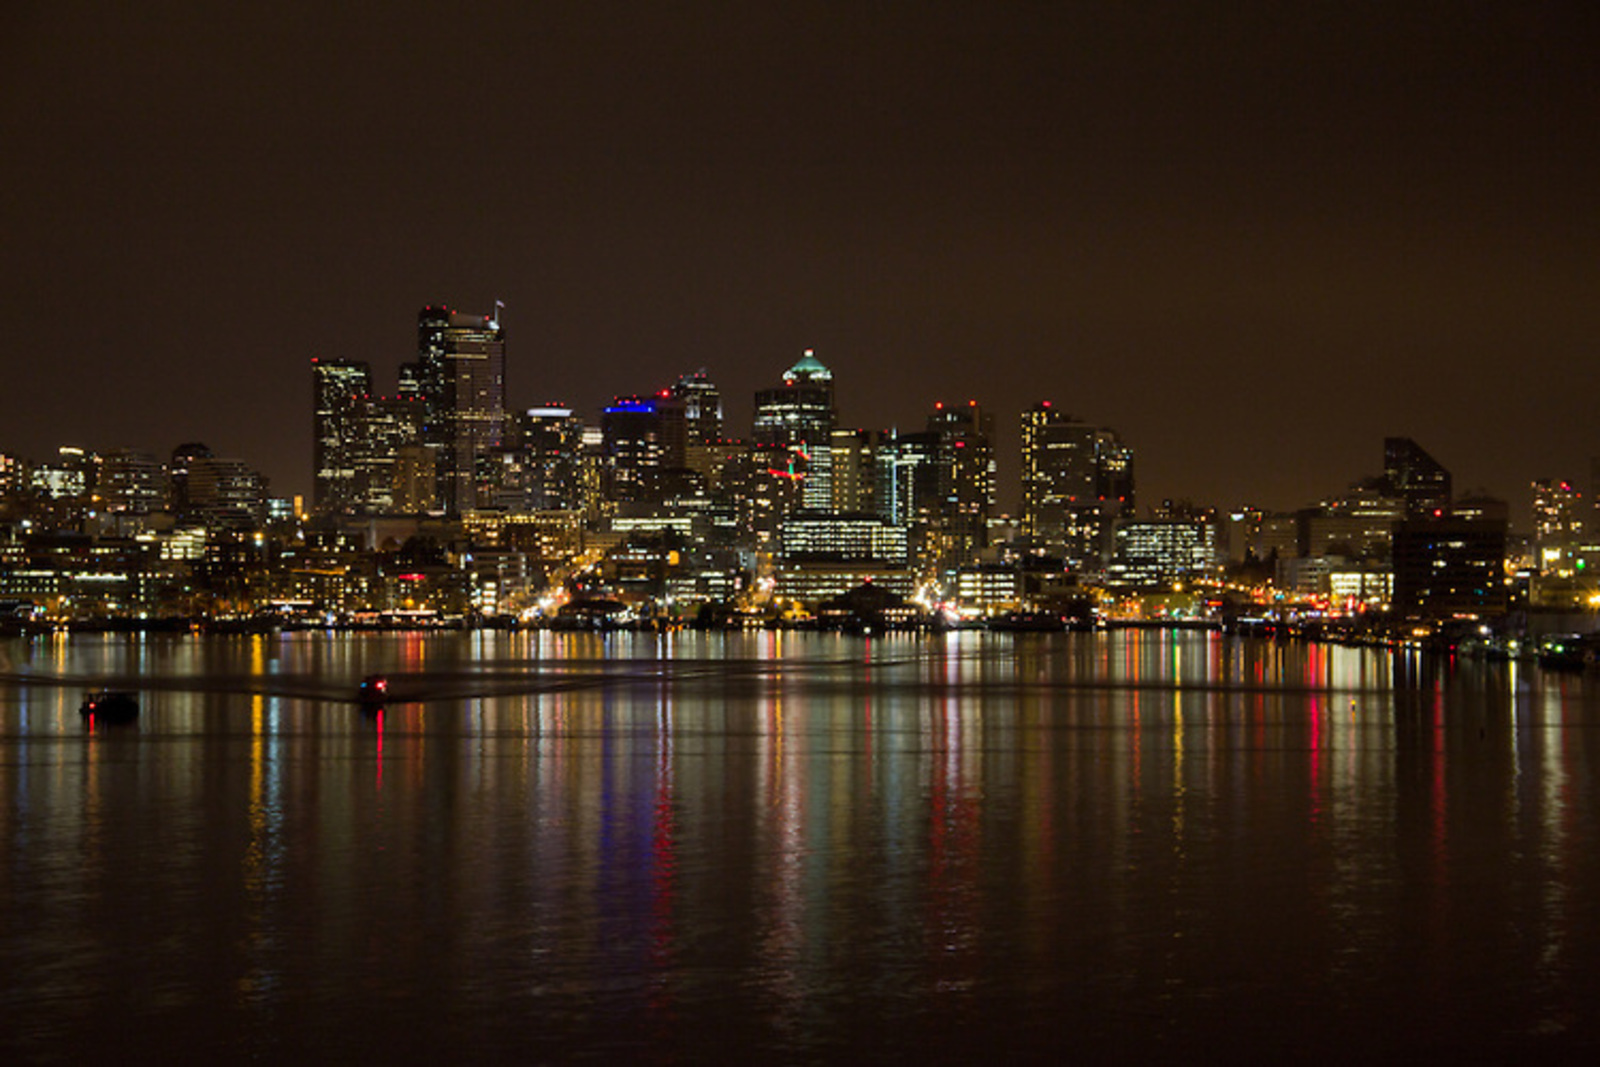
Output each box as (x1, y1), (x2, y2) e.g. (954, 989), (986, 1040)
(753, 350), (835, 511)
(100, 449), (167, 515)
(672, 369), (723, 446)
(502, 406), (587, 512)
(353, 395), (426, 513)
(601, 396), (669, 505)
(187, 456), (269, 529)
(1021, 402), (1096, 539)
(1383, 437), (1451, 517)
(829, 429), (882, 515)
(925, 400), (995, 572)
(311, 358), (373, 515)
(1391, 514), (1506, 619)
(1532, 478), (1584, 578)
(169, 442), (213, 520)
(417, 305), (506, 514)
(1018, 403), (1134, 567)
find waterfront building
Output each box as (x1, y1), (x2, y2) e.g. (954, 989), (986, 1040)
(773, 564), (916, 607)
(1390, 513), (1507, 619)
(954, 563), (1024, 614)
(779, 510), (909, 566)
(1531, 478), (1584, 577)
(1107, 520), (1218, 589)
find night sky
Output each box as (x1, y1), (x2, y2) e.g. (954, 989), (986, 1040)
(5, 1), (1598, 519)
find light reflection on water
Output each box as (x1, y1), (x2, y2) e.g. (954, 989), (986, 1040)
(3, 630), (1600, 1061)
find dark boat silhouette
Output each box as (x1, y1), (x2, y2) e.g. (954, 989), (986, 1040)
(80, 691), (139, 723)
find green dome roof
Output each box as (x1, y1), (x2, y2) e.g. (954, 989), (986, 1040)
(783, 348), (832, 384)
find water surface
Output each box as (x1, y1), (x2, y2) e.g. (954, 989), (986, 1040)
(3, 630), (1598, 1061)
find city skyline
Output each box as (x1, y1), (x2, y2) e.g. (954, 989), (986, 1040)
(5, 4), (1598, 513)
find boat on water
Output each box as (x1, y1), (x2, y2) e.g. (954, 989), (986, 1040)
(358, 674), (389, 705)
(80, 691), (139, 723)
(1537, 633), (1598, 671)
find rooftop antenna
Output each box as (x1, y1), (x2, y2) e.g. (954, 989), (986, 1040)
(492, 299), (505, 328)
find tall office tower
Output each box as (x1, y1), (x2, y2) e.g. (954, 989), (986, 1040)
(391, 444), (436, 514)
(926, 400), (996, 569)
(498, 406), (586, 512)
(1532, 478), (1585, 578)
(100, 449), (167, 515)
(720, 443), (803, 547)
(600, 395), (669, 504)
(311, 358), (373, 515)
(1020, 402), (1098, 540)
(187, 455), (268, 529)
(353, 395), (426, 513)
(874, 430), (941, 526)
(830, 428), (881, 514)
(753, 350), (835, 511)
(417, 304), (506, 514)
(169, 442), (214, 520)
(1383, 437), (1451, 517)
(1091, 428), (1137, 562)
(672, 369), (724, 445)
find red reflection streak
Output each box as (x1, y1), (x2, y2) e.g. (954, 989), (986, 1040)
(1431, 688), (1448, 913)
(1308, 694), (1322, 826)
(374, 709), (384, 792)
(649, 743), (678, 1024)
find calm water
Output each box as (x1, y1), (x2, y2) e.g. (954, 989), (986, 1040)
(3, 630), (1599, 1062)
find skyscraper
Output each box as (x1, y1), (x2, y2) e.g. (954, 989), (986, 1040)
(1020, 402), (1097, 539)
(753, 350), (835, 511)
(1383, 437), (1451, 518)
(925, 400), (995, 572)
(311, 358), (373, 515)
(672, 369), (724, 446)
(418, 305), (506, 514)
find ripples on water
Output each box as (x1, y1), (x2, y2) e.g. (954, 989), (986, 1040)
(2, 630), (1599, 1062)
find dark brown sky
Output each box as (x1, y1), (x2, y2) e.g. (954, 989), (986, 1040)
(4, 1), (1598, 518)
